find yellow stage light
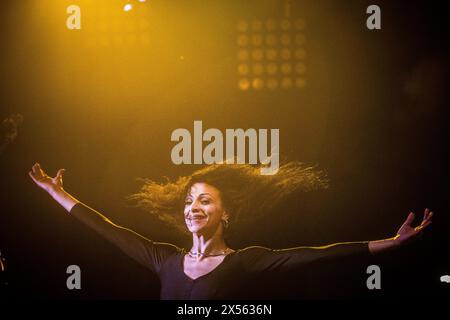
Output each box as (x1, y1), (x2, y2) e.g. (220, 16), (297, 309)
(123, 4), (133, 12)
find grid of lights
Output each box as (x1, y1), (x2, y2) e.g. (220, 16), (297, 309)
(84, 4), (150, 47)
(236, 18), (307, 91)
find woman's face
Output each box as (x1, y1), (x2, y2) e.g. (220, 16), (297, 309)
(184, 183), (228, 234)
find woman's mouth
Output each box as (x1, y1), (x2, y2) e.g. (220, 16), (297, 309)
(187, 216), (207, 223)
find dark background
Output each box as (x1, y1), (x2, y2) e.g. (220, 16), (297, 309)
(0, 0), (449, 299)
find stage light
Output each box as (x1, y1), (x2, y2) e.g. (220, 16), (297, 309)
(236, 15), (307, 91)
(251, 34), (263, 46)
(281, 63), (292, 74)
(265, 34), (277, 46)
(238, 64), (249, 75)
(266, 49), (277, 60)
(138, 0), (146, 2)
(238, 78), (250, 90)
(280, 34), (291, 46)
(251, 49), (264, 61)
(295, 78), (306, 88)
(237, 35), (249, 46)
(252, 63), (264, 75)
(252, 78), (264, 90)
(237, 20), (248, 32)
(280, 48), (291, 60)
(266, 63), (278, 75)
(295, 63), (306, 74)
(123, 4), (133, 12)
(238, 49), (249, 60)
(280, 19), (291, 30)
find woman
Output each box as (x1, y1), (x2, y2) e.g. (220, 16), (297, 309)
(29, 162), (433, 299)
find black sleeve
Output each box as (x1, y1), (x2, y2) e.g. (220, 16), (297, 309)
(239, 242), (371, 274)
(69, 202), (180, 275)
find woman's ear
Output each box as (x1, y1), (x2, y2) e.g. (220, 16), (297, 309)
(222, 211), (230, 229)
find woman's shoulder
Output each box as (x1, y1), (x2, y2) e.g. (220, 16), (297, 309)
(233, 246), (273, 258)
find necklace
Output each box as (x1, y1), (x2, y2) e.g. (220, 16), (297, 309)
(188, 248), (231, 258)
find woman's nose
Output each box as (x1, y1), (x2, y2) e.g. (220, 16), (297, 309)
(190, 200), (201, 212)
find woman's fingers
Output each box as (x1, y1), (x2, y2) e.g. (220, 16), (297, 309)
(56, 168), (65, 178)
(423, 208), (429, 220)
(403, 212), (415, 227)
(54, 169), (65, 186)
(30, 163), (48, 181)
(28, 170), (39, 183)
(415, 220), (432, 232)
(421, 209), (433, 226)
(32, 163), (44, 178)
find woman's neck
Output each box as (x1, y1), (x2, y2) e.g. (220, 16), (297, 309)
(190, 229), (228, 259)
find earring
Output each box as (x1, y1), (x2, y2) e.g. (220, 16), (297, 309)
(222, 218), (229, 229)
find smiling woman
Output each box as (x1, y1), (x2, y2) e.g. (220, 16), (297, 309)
(28, 162), (433, 299)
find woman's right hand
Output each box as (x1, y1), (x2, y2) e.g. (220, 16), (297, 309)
(29, 163), (65, 195)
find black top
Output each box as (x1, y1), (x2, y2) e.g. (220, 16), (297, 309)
(70, 202), (371, 299)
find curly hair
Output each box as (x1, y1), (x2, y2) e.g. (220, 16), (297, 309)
(127, 162), (328, 238)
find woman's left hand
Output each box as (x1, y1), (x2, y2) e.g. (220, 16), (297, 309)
(393, 208), (433, 247)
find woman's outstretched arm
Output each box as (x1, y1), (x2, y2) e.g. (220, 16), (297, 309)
(240, 209), (433, 274)
(28, 163), (180, 274)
